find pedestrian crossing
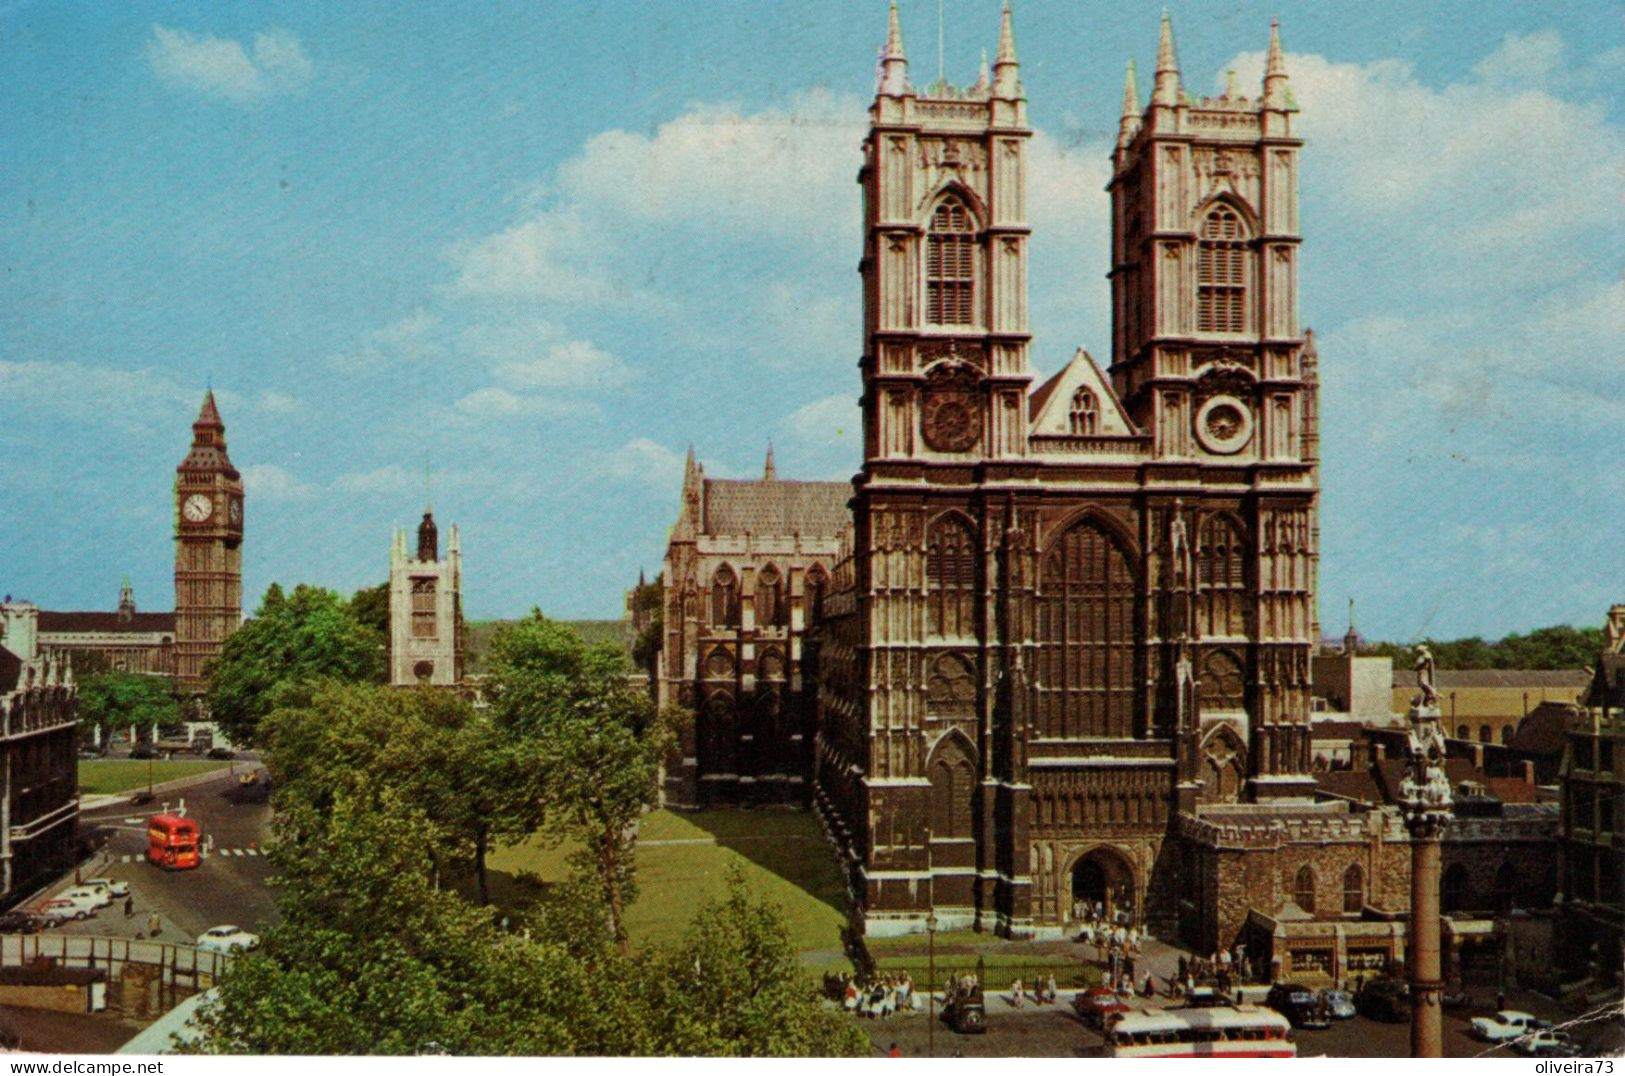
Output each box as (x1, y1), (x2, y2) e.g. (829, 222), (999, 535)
(117, 848), (260, 864)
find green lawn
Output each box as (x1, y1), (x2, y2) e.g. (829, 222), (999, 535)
(77, 759), (231, 795)
(487, 808), (849, 955)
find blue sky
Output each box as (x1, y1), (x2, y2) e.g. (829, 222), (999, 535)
(2, 1), (1620, 641)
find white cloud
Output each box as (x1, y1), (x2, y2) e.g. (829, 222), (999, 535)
(256, 390), (302, 415)
(147, 26), (314, 103)
(331, 465), (424, 497)
(464, 321), (631, 390)
(0, 360), (193, 433)
(784, 393), (860, 456)
(241, 463), (314, 500)
(600, 437), (685, 492)
(451, 387), (578, 419)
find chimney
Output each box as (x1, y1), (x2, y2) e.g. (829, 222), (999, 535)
(1350, 739), (1371, 770)
(1520, 759), (1535, 785)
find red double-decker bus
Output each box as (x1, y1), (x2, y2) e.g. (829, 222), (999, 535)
(147, 814), (200, 870)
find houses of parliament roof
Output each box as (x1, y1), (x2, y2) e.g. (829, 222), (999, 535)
(700, 478), (850, 538)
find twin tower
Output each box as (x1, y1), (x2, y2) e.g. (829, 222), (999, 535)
(810, 5), (1320, 936)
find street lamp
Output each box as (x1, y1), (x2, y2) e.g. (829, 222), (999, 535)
(926, 911), (939, 1059)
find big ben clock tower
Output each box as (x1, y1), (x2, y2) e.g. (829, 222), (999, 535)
(173, 390), (244, 695)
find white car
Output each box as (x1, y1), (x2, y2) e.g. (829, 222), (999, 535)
(58, 886), (112, 910)
(1471, 1010), (1548, 1042)
(81, 877), (130, 899)
(196, 925), (260, 954)
(1518, 1030), (1583, 1057)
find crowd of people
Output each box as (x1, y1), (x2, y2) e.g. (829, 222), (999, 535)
(837, 972), (920, 1019)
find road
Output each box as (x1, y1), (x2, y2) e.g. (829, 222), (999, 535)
(860, 992), (1625, 1058)
(59, 765), (278, 944)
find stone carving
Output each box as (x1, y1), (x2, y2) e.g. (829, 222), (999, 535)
(1413, 643), (1438, 707)
(918, 339), (984, 367)
(922, 362), (982, 453)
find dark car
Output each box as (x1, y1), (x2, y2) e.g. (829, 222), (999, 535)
(207, 747), (235, 760)
(1356, 980), (1411, 1023)
(1266, 982), (1331, 1030)
(943, 986), (987, 1034)
(1073, 985), (1132, 1028)
(0, 911), (41, 934)
(129, 743), (160, 760)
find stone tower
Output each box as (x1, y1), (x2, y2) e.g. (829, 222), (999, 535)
(173, 390), (244, 694)
(1107, 15), (1319, 800)
(389, 509), (463, 687)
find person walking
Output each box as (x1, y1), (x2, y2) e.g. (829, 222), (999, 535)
(887, 1043), (901, 1058)
(123, 895), (134, 919)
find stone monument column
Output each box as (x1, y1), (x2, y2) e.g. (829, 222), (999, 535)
(1399, 645), (1452, 1058)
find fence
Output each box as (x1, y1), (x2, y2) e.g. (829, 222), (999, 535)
(1, 933), (234, 1017)
(860, 958), (1107, 993)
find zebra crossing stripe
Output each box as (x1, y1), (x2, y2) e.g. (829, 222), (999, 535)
(245, 848), (258, 856)
(121, 855), (131, 864)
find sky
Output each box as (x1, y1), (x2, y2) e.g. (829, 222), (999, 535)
(2, 1), (1620, 642)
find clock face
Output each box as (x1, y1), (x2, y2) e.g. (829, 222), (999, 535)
(183, 493), (214, 522)
(228, 498), (242, 525)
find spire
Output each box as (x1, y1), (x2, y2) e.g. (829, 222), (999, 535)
(417, 510), (438, 563)
(194, 389), (223, 430)
(763, 443), (777, 481)
(992, 3), (1020, 98)
(1344, 598), (1360, 655)
(879, 1), (909, 96)
(1153, 10), (1182, 106)
(1116, 60), (1141, 149)
(972, 49), (989, 95)
(1263, 18), (1290, 107)
(683, 444), (700, 492)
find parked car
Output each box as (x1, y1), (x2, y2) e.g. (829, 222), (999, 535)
(80, 877), (130, 899)
(0, 911), (42, 934)
(60, 885), (113, 909)
(29, 898), (89, 924)
(129, 743), (160, 760)
(1356, 979), (1410, 1023)
(1319, 988), (1357, 1020)
(1073, 985), (1132, 1029)
(1265, 982), (1331, 1030)
(207, 747), (235, 760)
(942, 984), (986, 1035)
(1471, 1011), (1550, 1042)
(196, 925), (261, 954)
(1518, 1030), (1584, 1057)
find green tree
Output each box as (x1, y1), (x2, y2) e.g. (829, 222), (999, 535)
(645, 868), (868, 1057)
(485, 612), (672, 953)
(207, 583), (385, 746)
(77, 671), (179, 743)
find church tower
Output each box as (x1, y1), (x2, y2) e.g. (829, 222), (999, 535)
(173, 390), (244, 694)
(1107, 17), (1319, 797)
(389, 509), (463, 687)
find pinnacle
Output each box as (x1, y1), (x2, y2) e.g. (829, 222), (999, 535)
(1121, 59), (1139, 117)
(1266, 18), (1287, 77)
(1156, 10), (1179, 75)
(194, 388), (223, 427)
(885, 1), (905, 61)
(995, 3), (1017, 66)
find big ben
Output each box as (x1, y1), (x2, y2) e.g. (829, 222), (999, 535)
(173, 389), (244, 695)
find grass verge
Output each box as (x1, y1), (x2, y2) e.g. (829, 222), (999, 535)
(77, 759), (231, 795)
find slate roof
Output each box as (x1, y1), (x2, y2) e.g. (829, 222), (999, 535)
(702, 479), (850, 537)
(39, 611), (177, 634)
(1390, 668), (1592, 690)
(1507, 704), (1574, 756)
(1314, 769), (1383, 804)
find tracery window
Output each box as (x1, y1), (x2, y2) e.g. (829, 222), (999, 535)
(806, 564), (828, 620)
(757, 565), (786, 628)
(1293, 866), (1316, 914)
(411, 577), (437, 638)
(1069, 387), (1099, 435)
(927, 514), (977, 638)
(928, 737), (976, 839)
(1343, 865), (1364, 914)
(1202, 651), (1246, 711)
(926, 197), (976, 325)
(711, 565), (739, 628)
(1196, 206), (1249, 333)
(1037, 518), (1137, 738)
(1196, 514), (1247, 637)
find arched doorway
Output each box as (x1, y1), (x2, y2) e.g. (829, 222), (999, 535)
(1070, 847), (1136, 923)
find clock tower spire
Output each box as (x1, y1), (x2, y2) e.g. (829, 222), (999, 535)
(174, 390), (244, 696)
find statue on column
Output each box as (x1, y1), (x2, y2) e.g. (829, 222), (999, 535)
(1413, 643), (1438, 708)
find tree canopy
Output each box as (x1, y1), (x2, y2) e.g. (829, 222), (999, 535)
(76, 671), (179, 741)
(1362, 623), (1604, 671)
(206, 582), (386, 746)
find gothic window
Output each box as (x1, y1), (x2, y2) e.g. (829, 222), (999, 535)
(1293, 866), (1316, 914)
(757, 565), (787, 628)
(1442, 863), (1469, 913)
(928, 737), (976, 839)
(1037, 518), (1137, 738)
(806, 563), (828, 620)
(711, 565), (739, 628)
(927, 514), (977, 638)
(1196, 206), (1249, 333)
(1069, 388), (1099, 435)
(1196, 514), (1247, 638)
(1202, 651), (1246, 712)
(1479, 724), (1492, 744)
(703, 691), (737, 776)
(1500, 725), (1513, 745)
(411, 577), (437, 638)
(1456, 725), (1469, 740)
(757, 648), (785, 680)
(1343, 865), (1364, 914)
(926, 197), (977, 326)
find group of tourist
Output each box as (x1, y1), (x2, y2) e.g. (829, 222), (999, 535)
(839, 972), (919, 1018)
(1005, 974), (1061, 1008)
